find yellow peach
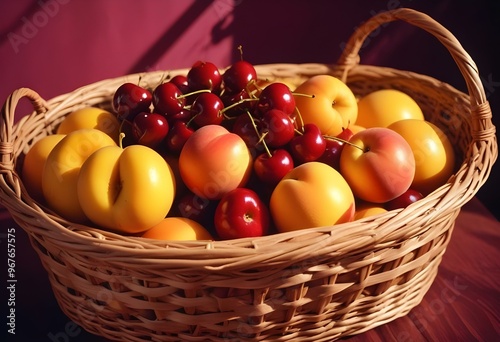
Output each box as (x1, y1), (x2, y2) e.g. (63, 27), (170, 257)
(57, 107), (121, 143)
(22, 134), (66, 202)
(270, 162), (355, 232)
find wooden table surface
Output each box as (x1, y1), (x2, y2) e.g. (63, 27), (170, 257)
(2, 196), (499, 342)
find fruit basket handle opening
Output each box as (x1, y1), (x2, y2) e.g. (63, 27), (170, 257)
(1, 88), (49, 197)
(337, 8), (495, 145)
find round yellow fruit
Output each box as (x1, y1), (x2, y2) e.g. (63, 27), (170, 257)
(356, 89), (424, 128)
(388, 119), (455, 195)
(141, 217), (213, 241)
(294, 75), (358, 137)
(349, 124), (366, 135)
(270, 162), (355, 232)
(77, 144), (176, 234)
(56, 107), (121, 142)
(42, 129), (117, 222)
(22, 134), (66, 201)
(354, 201), (387, 220)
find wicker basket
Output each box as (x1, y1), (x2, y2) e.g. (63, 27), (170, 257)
(0, 8), (497, 342)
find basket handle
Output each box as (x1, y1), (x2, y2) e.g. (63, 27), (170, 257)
(0, 88), (49, 171)
(337, 8), (496, 143)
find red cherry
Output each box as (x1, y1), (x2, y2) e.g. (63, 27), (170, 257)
(132, 112), (169, 149)
(175, 191), (218, 232)
(220, 88), (256, 118)
(165, 120), (194, 154)
(260, 109), (295, 148)
(191, 92), (225, 127)
(169, 75), (189, 94)
(223, 60), (257, 93)
(253, 149), (294, 187)
(338, 126), (354, 140)
(289, 123), (326, 164)
(385, 188), (424, 211)
(166, 109), (194, 126)
(318, 127), (354, 171)
(318, 139), (343, 171)
(112, 83), (152, 121)
(214, 188), (270, 239)
(231, 113), (261, 149)
(152, 82), (185, 117)
(187, 61), (222, 92)
(256, 82), (296, 116)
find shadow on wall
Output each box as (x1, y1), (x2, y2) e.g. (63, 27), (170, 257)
(0, 1), (44, 46)
(127, 1), (213, 74)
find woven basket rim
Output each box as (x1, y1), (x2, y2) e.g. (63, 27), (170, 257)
(0, 62), (488, 256)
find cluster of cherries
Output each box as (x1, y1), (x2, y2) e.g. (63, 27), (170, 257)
(110, 57), (363, 238)
(112, 59), (353, 191)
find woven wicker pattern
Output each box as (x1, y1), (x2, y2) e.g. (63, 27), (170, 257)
(0, 8), (497, 341)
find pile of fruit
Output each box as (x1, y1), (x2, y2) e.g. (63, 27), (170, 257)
(22, 58), (456, 241)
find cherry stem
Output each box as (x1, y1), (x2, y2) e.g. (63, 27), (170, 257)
(185, 111), (197, 127)
(223, 97), (259, 113)
(237, 45), (244, 61)
(118, 132), (125, 149)
(245, 110), (272, 157)
(261, 135), (273, 158)
(294, 107), (305, 132)
(245, 79), (264, 98)
(323, 134), (364, 151)
(118, 119), (127, 139)
(289, 91), (313, 132)
(292, 92), (315, 99)
(177, 88), (211, 99)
